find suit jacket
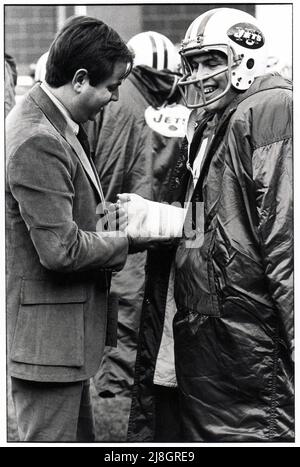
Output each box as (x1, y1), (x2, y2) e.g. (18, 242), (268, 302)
(6, 84), (128, 382)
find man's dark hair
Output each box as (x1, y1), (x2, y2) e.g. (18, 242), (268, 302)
(45, 16), (133, 87)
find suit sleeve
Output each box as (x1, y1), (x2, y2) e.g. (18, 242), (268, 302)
(8, 132), (128, 273)
(252, 123), (293, 355)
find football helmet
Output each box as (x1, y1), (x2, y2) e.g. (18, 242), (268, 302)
(34, 51), (49, 82)
(127, 31), (180, 72)
(178, 8), (268, 108)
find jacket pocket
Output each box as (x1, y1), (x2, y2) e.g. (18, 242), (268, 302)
(175, 227), (220, 317)
(10, 280), (87, 367)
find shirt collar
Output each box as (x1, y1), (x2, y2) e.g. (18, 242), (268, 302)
(40, 82), (79, 136)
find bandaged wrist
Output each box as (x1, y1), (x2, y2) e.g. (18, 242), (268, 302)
(142, 200), (186, 237)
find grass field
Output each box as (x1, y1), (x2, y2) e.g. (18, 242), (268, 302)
(7, 378), (131, 443)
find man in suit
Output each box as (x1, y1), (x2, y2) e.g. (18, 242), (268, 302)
(6, 15), (133, 442)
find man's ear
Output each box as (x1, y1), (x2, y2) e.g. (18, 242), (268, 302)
(72, 69), (89, 92)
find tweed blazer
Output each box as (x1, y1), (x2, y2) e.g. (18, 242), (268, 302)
(6, 84), (128, 382)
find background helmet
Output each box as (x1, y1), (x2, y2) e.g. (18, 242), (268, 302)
(178, 8), (268, 108)
(127, 31), (180, 72)
(34, 51), (49, 82)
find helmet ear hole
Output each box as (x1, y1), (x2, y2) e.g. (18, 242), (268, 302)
(246, 58), (255, 69)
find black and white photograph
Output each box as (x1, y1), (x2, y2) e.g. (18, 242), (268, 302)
(2, 0), (296, 448)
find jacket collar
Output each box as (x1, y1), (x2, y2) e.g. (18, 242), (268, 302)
(221, 73), (292, 122)
(29, 84), (103, 202)
(130, 65), (182, 107)
(190, 73), (292, 200)
(40, 82), (79, 136)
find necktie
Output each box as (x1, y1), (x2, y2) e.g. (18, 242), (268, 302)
(77, 124), (91, 159)
(77, 123), (106, 205)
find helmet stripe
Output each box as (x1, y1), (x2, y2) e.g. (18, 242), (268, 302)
(149, 33), (158, 69)
(189, 8), (217, 41)
(161, 38), (168, 69)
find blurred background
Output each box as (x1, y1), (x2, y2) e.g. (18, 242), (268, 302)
(4, 2), (293, 442)
(4, 3), (292, 100)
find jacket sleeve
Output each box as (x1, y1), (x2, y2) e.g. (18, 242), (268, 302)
(252, 126), (293, 355)
(4, 59), (16, 118)
(124, 119), (153, 199)
(8, 132), (128, 273)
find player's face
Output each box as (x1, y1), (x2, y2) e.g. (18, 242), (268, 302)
(189, 51), (236, 113)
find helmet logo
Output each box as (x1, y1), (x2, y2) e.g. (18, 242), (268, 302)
(227, 22), (264, 49)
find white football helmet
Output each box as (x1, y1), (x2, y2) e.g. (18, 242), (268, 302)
(127, 31), (180, 72)
(178, 8), (268, 108)
(34, 51), (49, 82)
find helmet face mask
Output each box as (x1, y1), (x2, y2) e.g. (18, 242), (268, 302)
(178, 8), (267, 109)
(179, 44), (241, 108)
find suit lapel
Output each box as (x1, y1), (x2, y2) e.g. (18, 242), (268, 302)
(63, 126), (104, 202)
(29, 84), (104, 202)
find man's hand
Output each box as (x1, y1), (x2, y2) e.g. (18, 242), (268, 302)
(117, 193), (149, 237)
(96, 202), (128, 233)
(117, 193), (186, 239)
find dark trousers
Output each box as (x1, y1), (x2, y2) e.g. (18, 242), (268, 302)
(154, 385), (182, 442)
(11, 377), (95, 442)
